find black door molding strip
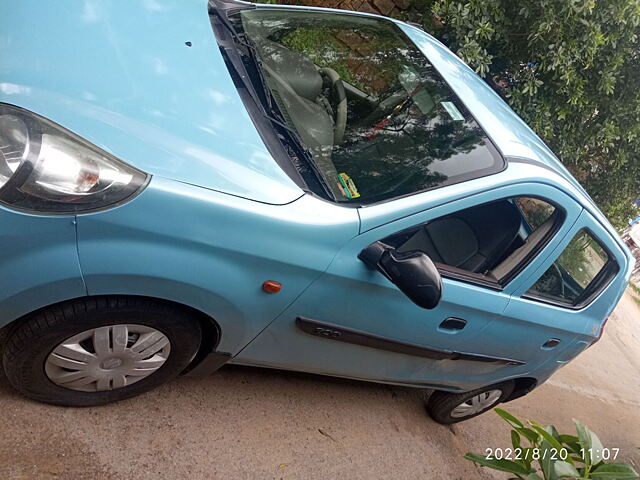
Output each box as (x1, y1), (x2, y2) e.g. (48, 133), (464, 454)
(295, 317), (525, 366)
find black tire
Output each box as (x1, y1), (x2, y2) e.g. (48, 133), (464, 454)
(427, 381), (515, 424)
(2, 296), (202, 407)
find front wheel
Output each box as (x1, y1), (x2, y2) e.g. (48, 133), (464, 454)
(2, 297), (202, 407)
(427, 381), (515, 424)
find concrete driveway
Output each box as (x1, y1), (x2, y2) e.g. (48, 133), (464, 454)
(1, 292), (639, 480)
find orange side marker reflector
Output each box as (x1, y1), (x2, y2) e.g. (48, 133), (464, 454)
(262, 280), (282, 294)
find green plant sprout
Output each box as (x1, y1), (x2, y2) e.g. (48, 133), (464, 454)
(464, 409), (639, 479)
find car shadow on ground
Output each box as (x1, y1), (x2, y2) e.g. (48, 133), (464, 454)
(1, 358), (492, 480)
(0, 357), (431, 410)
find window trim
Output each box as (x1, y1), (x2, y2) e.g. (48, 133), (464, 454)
(435, 263), (503, 290)
(496, 202), (566, 286)
(522, 227), (619, 310)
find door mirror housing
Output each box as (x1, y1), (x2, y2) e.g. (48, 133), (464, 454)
(359, 241), (443, 309)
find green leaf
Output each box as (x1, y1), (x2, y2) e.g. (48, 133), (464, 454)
(464, 453), (534, 475)
(517, 427), (541, 445)
(531, 425), (569, 459)
(548, 425), (562, 442)
(495, 408), (524, 429)
(558, 435), (580, 451)
(512, 430), (522, 449)
(518, 448), (535, 470)
(590, 463), (640, 479)
(565, 444), (583, 457)
(525, 474), (544, 480)
(554, 461), (581, 478)
(539, 439), (559, 480)
(573, 420), (604, 465)
(574, 420), (591, 463)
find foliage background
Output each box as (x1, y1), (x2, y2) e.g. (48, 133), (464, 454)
(259, 0), (640, 229)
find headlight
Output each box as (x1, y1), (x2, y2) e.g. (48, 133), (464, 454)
(0, 104), (148, 214)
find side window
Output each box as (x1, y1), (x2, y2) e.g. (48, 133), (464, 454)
(525, 229), (615, 307)
(381, 196), (560, 287)
(515, 197), (555, 229)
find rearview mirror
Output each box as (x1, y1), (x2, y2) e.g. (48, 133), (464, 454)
(358, 241), (442, 309)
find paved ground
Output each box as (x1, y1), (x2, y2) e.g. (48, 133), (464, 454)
(1, 292), (639, 480)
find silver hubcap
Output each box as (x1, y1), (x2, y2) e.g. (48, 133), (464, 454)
(45, 324), (171, 392)
(450, 389), (502, 418)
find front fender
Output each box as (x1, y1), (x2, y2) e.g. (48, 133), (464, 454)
(0, 208), (86, 328)
(76, 274), (244, 350)
(76, 177), (359, 354)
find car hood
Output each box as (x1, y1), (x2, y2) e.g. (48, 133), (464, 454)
(0, 0), (303, 205)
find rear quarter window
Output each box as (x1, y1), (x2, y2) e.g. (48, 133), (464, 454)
(525, 229), (617, 307)
(515, 197), (555, 229)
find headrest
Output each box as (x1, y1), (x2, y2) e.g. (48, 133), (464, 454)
(257, 40), (323, 101)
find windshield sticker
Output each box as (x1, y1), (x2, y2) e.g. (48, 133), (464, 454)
(338, 173), (360, 199)
(441, 101), (465, 121)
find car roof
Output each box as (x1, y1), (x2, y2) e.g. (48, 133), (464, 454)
(0, 0), (303, 205)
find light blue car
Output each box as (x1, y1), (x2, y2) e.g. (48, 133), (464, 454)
(0, 0), (633, 423)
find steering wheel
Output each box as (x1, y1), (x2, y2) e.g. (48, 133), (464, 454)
(319, 67), (347, 145)
(536, 262), (566, 298)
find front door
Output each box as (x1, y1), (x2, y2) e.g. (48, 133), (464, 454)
(235, 183), (582, 390)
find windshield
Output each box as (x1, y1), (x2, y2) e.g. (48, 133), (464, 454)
(235, 9), (504, 204)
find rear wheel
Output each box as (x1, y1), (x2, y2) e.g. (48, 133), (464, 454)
(2, 296), (201, 406)
(427, 381), (514, 424)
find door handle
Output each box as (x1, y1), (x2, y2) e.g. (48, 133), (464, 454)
(542, 338), (561, 349)
(439, 317), (467, 331)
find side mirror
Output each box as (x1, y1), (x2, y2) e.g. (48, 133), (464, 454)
(358, 241), (442, 310)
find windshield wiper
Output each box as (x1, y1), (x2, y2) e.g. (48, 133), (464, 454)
(265, 114), (336, 201)
(238, 40), (336, 199)
(233, 33), (277, 114)
(211, 9), (337, 201)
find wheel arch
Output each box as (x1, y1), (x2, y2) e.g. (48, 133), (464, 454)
(503, 377), (538, 402)
(0, 294), (224, 373)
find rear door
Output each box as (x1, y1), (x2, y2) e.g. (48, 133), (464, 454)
(235, 183), (582, 390)
(501, 209), (625, 370)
